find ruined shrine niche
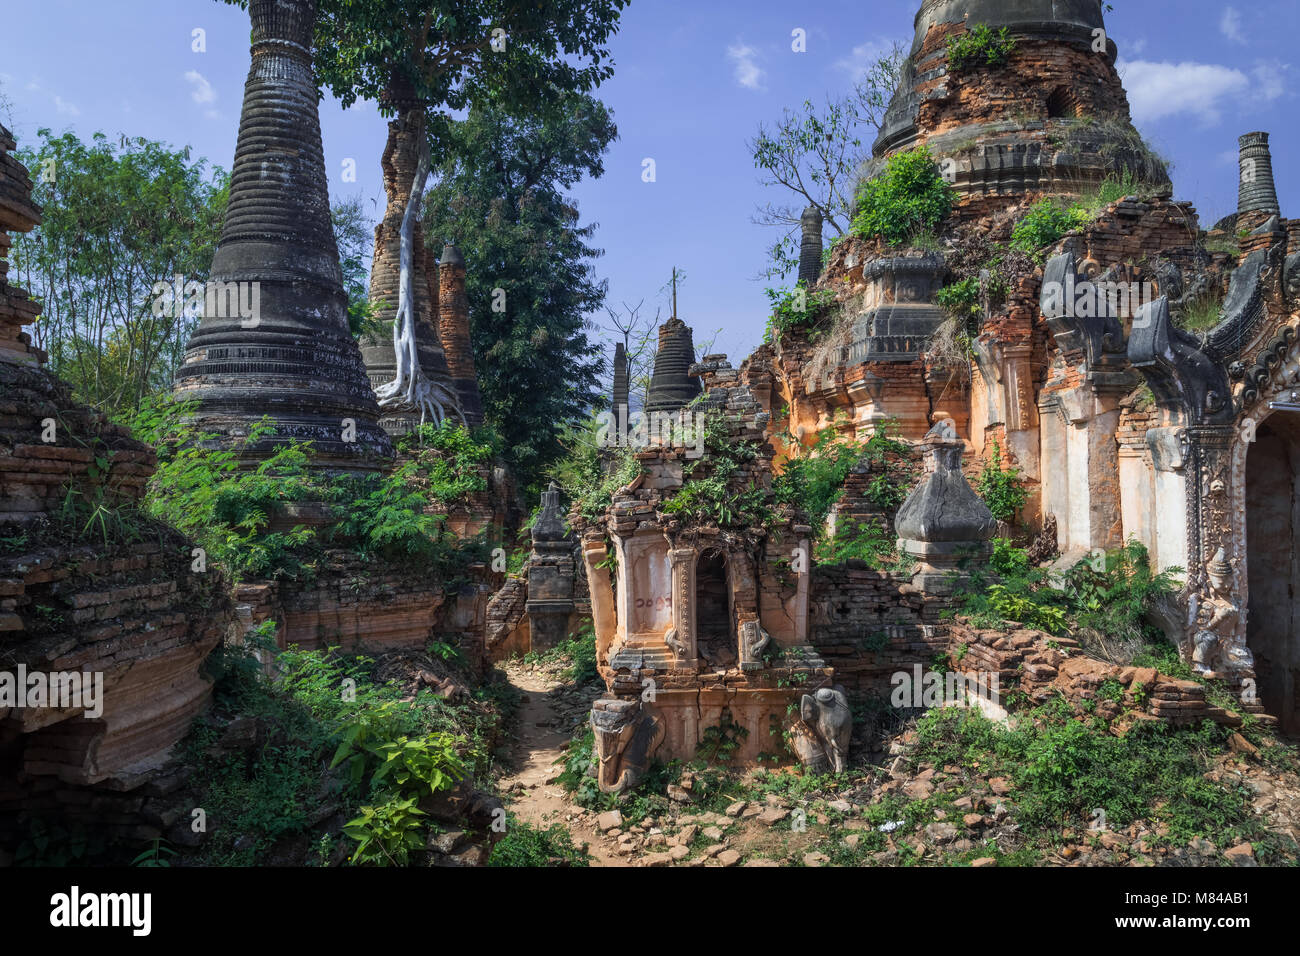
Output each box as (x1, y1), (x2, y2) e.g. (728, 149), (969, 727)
(1245, 418), (1300, 735)
(695, 549), (736, 669)
(1046, 86), (1078, 119)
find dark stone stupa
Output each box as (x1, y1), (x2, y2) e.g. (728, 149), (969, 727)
(174, 0), (391, 469)
(612, 342), (629, 413)
(645, 318), (701, 413)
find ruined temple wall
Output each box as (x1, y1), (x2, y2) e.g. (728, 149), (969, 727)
(233, 559), (493, 677)
(1, 124), (236, 820)
(808, 565), (951, 696)
(912, 32), (1132, 146)
(1030, 198), (1207, 553)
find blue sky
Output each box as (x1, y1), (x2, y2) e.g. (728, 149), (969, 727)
(1, 0), (1296, 366)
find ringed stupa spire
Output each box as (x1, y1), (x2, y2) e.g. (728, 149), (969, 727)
(174, 0), (391, 469)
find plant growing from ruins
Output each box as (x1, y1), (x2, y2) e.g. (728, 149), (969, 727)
(748, 42), (907, 279)
(774, 421), (910, 537)
(663, 414), (772, 528)
(1009, 199), (1091, 260)
(935, 276), (981, 320)
(397, 420), (496, 503)
(550, 412), (641, 523)
(1056, 540), (1183, 651)
(697, 711), (750, 765)
(851, 146), (956, 247)
(1174, 293), (1224, 333)
(816, 519), (912, 573)
(975, 440), (1029, 523)
(763, 281), (839, 343)
(946, 24), (1018, 73)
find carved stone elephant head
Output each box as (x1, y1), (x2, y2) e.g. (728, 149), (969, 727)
(797, 686), (852, 773)
(590, 698), (665, 793)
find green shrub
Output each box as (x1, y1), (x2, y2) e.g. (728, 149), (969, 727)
(935, 276), (981, 318)
(663, 414), (771, 527)
(946, 24), (1017, 72)
(764, 281), (838, 343)
(1057, 540), (1183, 646)
(556, 724), (601, 808)
(975, 440), (1028, 522)
(851, 146), (955, 246)
(1009, 200), (1090, 258)
(488, 818), (589, 867)
(816, 519), (912, 573)
(343, 797), (427, 866)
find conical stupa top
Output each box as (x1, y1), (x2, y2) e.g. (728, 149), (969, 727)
(645, 318), (701, 413)
(174, 0), (390, 468)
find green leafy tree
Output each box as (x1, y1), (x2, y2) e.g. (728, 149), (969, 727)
(12, 130), (228, 418)
(217, 0), (627, 424)
(331, 193), (381, 338)
(422, 92), (617, 490)
(749, 42), (906, 279)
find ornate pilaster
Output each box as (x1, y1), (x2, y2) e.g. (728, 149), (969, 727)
(667, 547), (697, 664)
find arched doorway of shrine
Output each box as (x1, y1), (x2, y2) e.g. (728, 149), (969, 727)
(1245, 416), (1300, 734)
(695, 549), (736, 669)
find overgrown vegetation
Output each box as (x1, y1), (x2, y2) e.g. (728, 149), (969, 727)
(946, 24), (1017, 72)
(662, 413), (771, 527)
(763, 281), (839, 343)
(125, 398), (496, 583)
(955, 538), (1182, 650)
(974, 440), (1028, 523)
(774, 422), (911, 532)
(550, 412), (640, 524)
(815, 518), (913, 572)
(851, 146), (956, 247)
(1009, 169), (1170, 261)
(487, 817), (589, 866)
(1009, 200), (1091, 259)
(911, 699), (1292, 859)
(522, 621), (600, 685)
(180, 628), (505, 866)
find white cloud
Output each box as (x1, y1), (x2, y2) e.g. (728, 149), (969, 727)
(184, 70), (217, 105)
(1118, 59), (1285, 125)
(1251, 60), (1289, 100)
(1220, 7), (1247, 44)
(21, 77), (80, 118)
(727, 42), (764, 91)
(833, 39), (905, 80)
(1127, 37), (1148, 56)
